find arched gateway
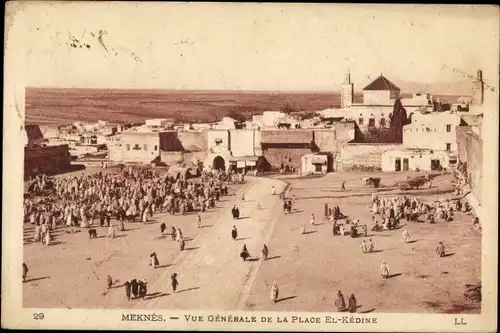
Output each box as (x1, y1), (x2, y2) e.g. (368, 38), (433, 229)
(213, 156), (226, 171)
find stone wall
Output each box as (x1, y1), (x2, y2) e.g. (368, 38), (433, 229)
(25, 145), (71, 176)
(335, 143), (402, 171)
(262, 147), (311, 170)
(456, 126), (483, 205)
(261, 129), (313, 144)
(177, 131), (207, 152)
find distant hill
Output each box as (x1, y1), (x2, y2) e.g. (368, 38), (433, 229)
(25, 88), (342, 125)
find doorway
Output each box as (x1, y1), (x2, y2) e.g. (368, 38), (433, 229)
(395, 158), (401, 172)
(403, 158), (409, 171)
(431, 159), (441, 171)
(213, 156), (226, 171)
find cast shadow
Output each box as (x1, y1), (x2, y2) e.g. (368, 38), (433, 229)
(145, 292), (170, 300)
(114, 234), (127, 238)
(304, 231), (317, 235)
(266, 256), (281, 261)
(176, 287), (200, 294)
(360, 308), (375, 313)
(184, 247), (200, 251)
(156, 264), (172, 269)
(369, 250), (384, 253)
(24, 276), (50, 283)
(238, 217), (250, 220)
(247, 258), (260, 262)
(388, 273), (402, 279)
(407, 240), (418, 244)
(276, 296), (297, 303)
(50, 240), (65, 245)
(201, 225), (213, 228)
(443, 252), (455, 257)
(237, 237), (251, 241)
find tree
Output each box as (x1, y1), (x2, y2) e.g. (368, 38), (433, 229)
(388, 98), (408, 143)
(280, 103), (299, 114)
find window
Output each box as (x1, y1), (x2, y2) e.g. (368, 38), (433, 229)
(446, 143), (451, 151)
(368, 118), (375, 127)
(358, 118), (364, 125)
(154, 145), (158, 151)
(446, 125), (452, 132)
(134, 144), (140, 150)
(143, 144), (148, 151)
(126, 144), (130, 151)
(380, 118), (386, 127)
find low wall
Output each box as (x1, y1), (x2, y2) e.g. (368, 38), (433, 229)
(336, 143), (401, 171)
(262, 147), (310, 170)
(177, 131), (207, 152)
(25, 145), (71, 175)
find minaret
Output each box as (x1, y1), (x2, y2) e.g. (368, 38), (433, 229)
(472, 69), (484, 105)
(340, 69), (354, 109)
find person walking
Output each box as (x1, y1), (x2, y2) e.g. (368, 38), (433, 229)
(262, 244), (269, 260)
(232, 226), (238, 240)
(309, 214), (315, 226)
(301, 221), (306, 235)
(107, 274), (113, 289)
(22, 263), (28, 283)
(196, 214), (202, 229)
(171, 273), (179, 293)
(124, 281), (131, 301)
(271, 282), (279, 303)
(403, 229), (411, 243)
(436, 241), (446, 257)
(150, 252), (160, 269)
(160, 222), (167, 236)
(361, 240), (368, 253)
(341, 181), (346, 192)
(335, 290), (346, 311)
(368, 238), (375, 253)
(380, 261), (389, 279)
(348, 294), (357, 313)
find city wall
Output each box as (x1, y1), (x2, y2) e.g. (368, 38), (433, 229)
(25, 145), (71, 176)
(335, 143), (401, 171)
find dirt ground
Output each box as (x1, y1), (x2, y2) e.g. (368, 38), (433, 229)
(23, 170), (481, 313)
(244, 171), (481, 314)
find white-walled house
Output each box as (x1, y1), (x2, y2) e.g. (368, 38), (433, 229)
(382, 148), (450, 172)
(403, 111), (462, 152)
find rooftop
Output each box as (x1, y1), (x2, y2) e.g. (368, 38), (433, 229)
(363, 74), (401, 92)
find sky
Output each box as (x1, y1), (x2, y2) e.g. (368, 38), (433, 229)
(5, 3), (499, 91)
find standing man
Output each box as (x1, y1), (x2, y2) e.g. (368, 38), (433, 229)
(262, 244), (269, 261)
(196, 214), (202, 229)
(232, 226), (238, 240)
(341, 181), (346, 192)
(171, 273), (179, 293)
(22, 263), (28, 283)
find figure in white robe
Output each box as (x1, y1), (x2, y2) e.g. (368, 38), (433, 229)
(108, 225), (116, 238)
(44, 230), (52, 246)
(402, 230), (411, 243)
(271, 282), (279, 303)
(300, 221), (306, 234)
(380, 261), (389, 278)
(309, 214), (315, 226)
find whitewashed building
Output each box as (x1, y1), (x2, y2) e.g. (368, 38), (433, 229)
(403, 111), (462, 152)
(381, 148), (450, 172)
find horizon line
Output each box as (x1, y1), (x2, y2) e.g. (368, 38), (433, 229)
(25, 87), (468, 96)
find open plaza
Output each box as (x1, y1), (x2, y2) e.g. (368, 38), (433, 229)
(23, 167), (480, 314)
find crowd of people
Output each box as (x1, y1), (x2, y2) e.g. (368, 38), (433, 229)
(24, 167), (234, 245)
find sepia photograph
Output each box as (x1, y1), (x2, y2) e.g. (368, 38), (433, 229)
(2, 2), (498, 331)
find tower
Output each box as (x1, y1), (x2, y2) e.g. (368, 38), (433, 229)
(472, 69), (484, 105)
(340, 69), (354, 109)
